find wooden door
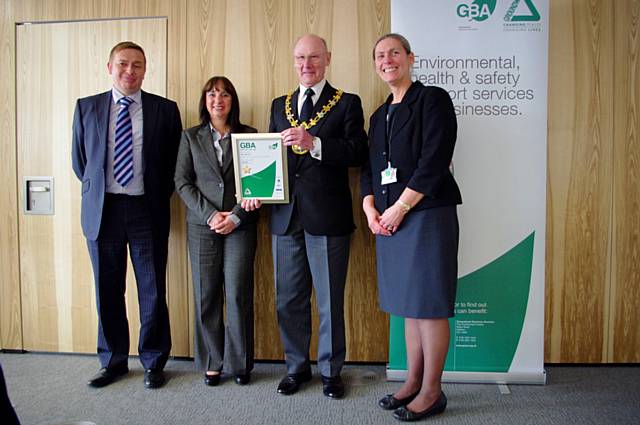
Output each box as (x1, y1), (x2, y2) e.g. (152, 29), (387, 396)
(16, 18), (173, 354)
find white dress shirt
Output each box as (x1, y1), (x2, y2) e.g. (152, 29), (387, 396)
(207, 124), (240, 227)
(297, 80), (325, 160)
(209, 125), (227, 166)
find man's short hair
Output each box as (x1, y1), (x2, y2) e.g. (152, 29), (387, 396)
(109, 41), (146, 64)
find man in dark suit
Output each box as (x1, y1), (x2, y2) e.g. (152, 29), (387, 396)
(269, 34), (368, 398)
(72, 41), (182, 389)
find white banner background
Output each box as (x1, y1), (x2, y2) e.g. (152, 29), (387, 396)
(390, 0), (548, 383)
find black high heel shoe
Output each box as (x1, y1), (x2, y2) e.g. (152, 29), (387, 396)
(392, 391), (447, 422)
(204, 372), (221, 386)
(378, 390), (419, 410)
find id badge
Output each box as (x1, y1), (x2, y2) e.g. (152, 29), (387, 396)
(380, 163), (397, 185)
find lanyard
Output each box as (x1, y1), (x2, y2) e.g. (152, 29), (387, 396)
(385, 103), (398, 165)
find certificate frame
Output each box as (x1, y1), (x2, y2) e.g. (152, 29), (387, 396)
(230, 133), (289, 203)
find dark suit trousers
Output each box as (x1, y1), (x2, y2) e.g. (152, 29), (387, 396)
(87, 194), (171, 370)
(188, 223), (256, 374)
(273, 210), (350, 378)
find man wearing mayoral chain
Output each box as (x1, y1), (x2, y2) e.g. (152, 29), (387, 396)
(249, 34), (367, 399)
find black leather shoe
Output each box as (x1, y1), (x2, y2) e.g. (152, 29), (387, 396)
(234, 373), (250, 385)
(277, 369), (312, 395)
(144, 368), (166, 389)
(204, 372), (221, 386)
(378, 390), (419, 410)
(87, 365), (128, 388)
(321, 375), (345, 399)
(392, 392), (447, 422)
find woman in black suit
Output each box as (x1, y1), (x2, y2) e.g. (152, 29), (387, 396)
(361, 34), (462, 422)
(174, 76), (258, 386)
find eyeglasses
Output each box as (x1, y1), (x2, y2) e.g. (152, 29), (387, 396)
(295, 54), (325, 64)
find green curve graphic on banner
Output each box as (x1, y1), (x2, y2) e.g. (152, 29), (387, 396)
(240, 161), (276, 197)
(389, 231), (535, 373)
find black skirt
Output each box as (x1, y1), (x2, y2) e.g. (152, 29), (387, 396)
(376, 206), (459, 319)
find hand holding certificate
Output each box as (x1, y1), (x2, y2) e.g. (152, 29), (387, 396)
(231, 133), (289, 203)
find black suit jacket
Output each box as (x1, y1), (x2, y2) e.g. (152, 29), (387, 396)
(269, 82), (368, 236)
(361, 81), (462, 213)
(71, 90), (182, 241)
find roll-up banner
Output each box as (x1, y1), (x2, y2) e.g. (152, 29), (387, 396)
(388, 0), (548, 384)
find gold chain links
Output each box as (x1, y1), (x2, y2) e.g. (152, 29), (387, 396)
(284, 89), (344, 155)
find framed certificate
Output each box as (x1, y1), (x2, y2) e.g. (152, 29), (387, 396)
(230, 133), (289, 203)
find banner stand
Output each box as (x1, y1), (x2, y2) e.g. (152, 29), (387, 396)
(390, 0), (549, 385)
(388, 369), (546, 385)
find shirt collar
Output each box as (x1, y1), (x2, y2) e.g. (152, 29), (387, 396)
(208, 123), (229, 141)
(112, 87), (142, 105)
(299, 79), (326, 98)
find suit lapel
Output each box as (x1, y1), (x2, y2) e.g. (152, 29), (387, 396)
(285, 89), (300, 171)
(96, 92), (111, 162)
(197, 125), (224, 181)
(390, 103), (410, 141)
(389, 82), (419, 142)
(371, 106), (386, 150)
(291, 88), (300, 120)
(221, 134), (233, 174)
(141, 91), (159, 174)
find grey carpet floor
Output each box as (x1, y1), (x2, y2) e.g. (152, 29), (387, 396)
(1, 353), (639, 425)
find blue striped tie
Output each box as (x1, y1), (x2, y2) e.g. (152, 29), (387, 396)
(114, 96), (134, 187)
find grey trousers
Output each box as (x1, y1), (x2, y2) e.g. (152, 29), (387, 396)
(188, 222), (256, 374)
(272, 215), (350, 378)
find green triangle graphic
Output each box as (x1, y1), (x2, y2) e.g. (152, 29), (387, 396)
(511, 0), (540, 22)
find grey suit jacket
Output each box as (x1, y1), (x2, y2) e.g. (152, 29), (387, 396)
(71, 90), (182, 241)
(174, 124), (258, 227)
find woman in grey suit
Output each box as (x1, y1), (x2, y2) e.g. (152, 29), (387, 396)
(362, 34), (462, 421)
(175, 76), (258, 386)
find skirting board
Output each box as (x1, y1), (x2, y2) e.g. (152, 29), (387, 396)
(386, 368), (547, 385)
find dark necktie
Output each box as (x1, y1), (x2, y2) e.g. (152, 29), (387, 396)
(299, 88), (315, 122)
(114, 96), (134, 186)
